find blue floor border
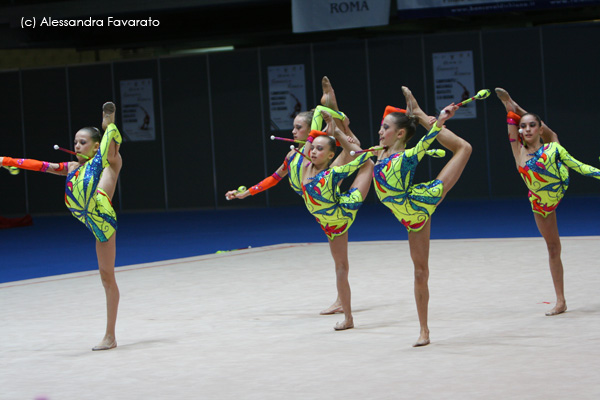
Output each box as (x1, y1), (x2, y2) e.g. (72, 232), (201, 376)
(1, 196), (599, 283)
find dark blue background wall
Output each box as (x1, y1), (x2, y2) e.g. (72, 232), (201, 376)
(2, 22), (599, 216)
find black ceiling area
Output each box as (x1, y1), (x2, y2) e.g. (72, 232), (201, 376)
(1, 0), (599, 51)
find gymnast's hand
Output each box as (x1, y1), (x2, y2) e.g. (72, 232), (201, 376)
(225, 189), (250, 200)
(436, 103), (458, 127)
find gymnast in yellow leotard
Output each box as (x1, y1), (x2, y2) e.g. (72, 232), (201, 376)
(224, 109), (313, 200)
(225, 77), (352, 200)
(1, 102), (123, 351)
(296, 109), (374, 331)
(65, 122), (122, 242)
(496, 88), (600, 317)
(371, 87), (472, 347)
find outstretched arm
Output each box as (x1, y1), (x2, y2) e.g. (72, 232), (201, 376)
(225, 157), (290, 200)
(406, 103), (458, 161)
(558, 146), (600, 179)
(0, 156), (71, 176)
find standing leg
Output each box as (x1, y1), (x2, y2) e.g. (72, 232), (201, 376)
(533, 212), (567, 316)
(328, 232), (354, 330)
(408, 220), (432, 346)
(93, 234), (120, 350)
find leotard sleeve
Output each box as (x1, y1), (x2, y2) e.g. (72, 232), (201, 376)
(404, 124), (443, 160)
(327, 151), (373, 187)
(557, 144), (600, 179)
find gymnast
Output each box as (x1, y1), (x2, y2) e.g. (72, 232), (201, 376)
(496, 88), (600, 316)
(295, 109), (374, 331)
(372, 88), (472, 346)
(225, 77), (349, 201)
(0, 102), (123, 351)
(225, 77), (356, 317)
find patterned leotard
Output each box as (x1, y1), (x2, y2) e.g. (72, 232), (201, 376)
(285, 145), (305, 196)
(65, 123), (122, 242)
(518, 142), (600, 217)
(282, 106), (341, 196)
(302, 152), (372, 239)
(373, 125), (443, 232)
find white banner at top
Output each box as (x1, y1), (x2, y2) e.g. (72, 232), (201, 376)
(292, 0), (391, 33)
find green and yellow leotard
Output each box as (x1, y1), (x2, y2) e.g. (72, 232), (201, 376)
(285, 145), (305, 196)
(302, 152), (372, 239)
(519, 142), (600, 217)
(65, 123), (122, 242)
(373, 125), (444, 232)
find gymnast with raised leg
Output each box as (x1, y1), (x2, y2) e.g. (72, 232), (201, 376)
(1, 102), (123, 350)
(225, 76), (355, 317)
(225, 109), (313, 200)
(225, 76), (349, 201)
(496, 88), (600, 316)
(296, 109), (374, 330)
(373, 89), (472, 346)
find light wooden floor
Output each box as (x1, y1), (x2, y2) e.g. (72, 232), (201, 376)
(2, 237), (600, 399)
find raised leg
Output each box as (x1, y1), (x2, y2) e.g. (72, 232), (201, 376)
(495, 88), (559, 143)
(350, 159), (374, 200)
(408, 220), (432, 347)
(533, 212), (567, 316)
(321, 76), (339, 112)
(98, 102), (122, 199)
(102, 102), (116, 131)
(434, 128), (472, 203)
(403, 86), (433, 130)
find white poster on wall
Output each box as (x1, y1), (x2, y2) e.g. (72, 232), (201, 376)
(119, 79), (156, 141)
(432, 51), (476, 119)
(268, 65), (306, 131)
(292, 0), (390, 33)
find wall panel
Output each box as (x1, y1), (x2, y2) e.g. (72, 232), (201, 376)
(0, 71), (27, 215)
(160, 55), (215, 209)
(210, 49), (265, 208)
(112, 59), (165, 210)
(21, 68), (70, 214)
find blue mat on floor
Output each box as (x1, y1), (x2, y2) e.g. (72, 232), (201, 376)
(1, 196), (599, 283)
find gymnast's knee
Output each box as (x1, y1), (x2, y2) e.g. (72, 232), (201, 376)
(546, 241), (562, 259)
(413, 266), (429, 284)
(459, 139), (472, 156)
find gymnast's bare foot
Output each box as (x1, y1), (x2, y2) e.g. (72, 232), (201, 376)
(321, 76), (339, 111)
(494, 88), (527, 116)
(334, 318), (354, 331)
(545, 303), (567, 316)
(413, 328), (430, 347)
(402, 86), (431, 129)
(92, 335), (117, 351)
(320, 300), (343, 315)
(102, 102), (116, 131)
